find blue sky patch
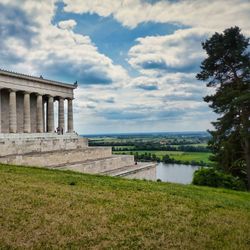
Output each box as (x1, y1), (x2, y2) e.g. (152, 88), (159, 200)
(53, 2), (185, 76)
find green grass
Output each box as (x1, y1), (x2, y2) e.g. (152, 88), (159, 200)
(0, 164), (250, 249)
(114, 146), (135, 149)
(187, 143), (208, 147)
(160, 143), (208, 147)
(114, 150), (211, 163)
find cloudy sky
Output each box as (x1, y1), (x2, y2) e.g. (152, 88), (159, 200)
(1, 0), (250, 134)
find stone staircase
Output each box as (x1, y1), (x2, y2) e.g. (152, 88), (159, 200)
(99, 162), (156, 180)
(49, 155), (135, 174)
(0, 147), (112, 167)
(0, 134), (156, 181)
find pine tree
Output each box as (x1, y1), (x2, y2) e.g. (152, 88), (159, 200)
(196, 27), (250, 189)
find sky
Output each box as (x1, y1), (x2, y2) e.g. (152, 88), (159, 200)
(0, 0), (250, 134)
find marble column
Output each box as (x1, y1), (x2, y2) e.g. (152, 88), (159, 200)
(42, 98), (45, 132)
(47, 96), (54, 133)
(67, 98), (73, 133)
(9, 90), (17, 133)
(0, 89), (1, 133)
(23, 92), (31, 133)
(36, 94), (43, 133)
(58, 97), (64, 134)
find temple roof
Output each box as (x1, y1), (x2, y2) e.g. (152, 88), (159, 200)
(0, 68), (77, 89)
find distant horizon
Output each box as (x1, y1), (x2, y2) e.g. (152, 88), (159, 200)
(81, 130), (210, 137)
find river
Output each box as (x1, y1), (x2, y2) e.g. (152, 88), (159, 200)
(156, 163), (200, 184)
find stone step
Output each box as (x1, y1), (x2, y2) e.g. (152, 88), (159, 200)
(116, 162), (157, 181)
(0, 147), (112, 167)
(52, 155), (135, 174)
(100, 162), (156, 178)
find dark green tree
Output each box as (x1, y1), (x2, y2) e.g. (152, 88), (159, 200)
(196, 27), (250, 189)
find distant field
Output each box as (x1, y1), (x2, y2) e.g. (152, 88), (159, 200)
(114, 146), (135, 149)
(170, 143), (208, 147)
(114, 144), (208, 149)
(90, 137), (208, 147)
(89, 134), (210, 164)
(114, 150), (211, 164)
(188, 143), (208, 147)
(89, 137), (209, 146)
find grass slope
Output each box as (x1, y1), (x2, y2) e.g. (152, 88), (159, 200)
(0, 164), (250, 249)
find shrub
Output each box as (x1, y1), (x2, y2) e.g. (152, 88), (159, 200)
(192, 167), (246, 191)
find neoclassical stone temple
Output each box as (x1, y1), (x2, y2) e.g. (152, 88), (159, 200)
(0, 69), (156, 180)
(0, 69), (76, 134)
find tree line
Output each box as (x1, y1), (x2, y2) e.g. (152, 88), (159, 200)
(120, 151), (208, 167)
(113, 145), (210, 152)
(89, 141), (210, 153)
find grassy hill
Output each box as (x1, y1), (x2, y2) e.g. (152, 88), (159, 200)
(0, 164), (250, 249)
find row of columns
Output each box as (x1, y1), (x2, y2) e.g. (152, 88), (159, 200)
(4, 90), (73, 134)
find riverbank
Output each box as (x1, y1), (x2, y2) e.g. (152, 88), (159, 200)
(114, 150), (211, 166)
(0, 164), (249, 249)
(156, 163), (200, 184)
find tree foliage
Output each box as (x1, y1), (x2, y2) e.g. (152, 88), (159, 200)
(192, 168), (246, 191)
(196, 27), (250, 189)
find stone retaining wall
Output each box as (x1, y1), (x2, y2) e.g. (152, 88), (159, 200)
(122, 164), (157, 181)
(0, 133), (156, 181)
(0, 136), (88, 156)
(0, 147), (112, 167)
(60, 155), (135, 174)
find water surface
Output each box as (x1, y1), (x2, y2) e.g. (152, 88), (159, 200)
(156, 163), (200, 184)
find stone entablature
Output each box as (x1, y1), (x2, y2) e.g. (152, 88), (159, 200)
(0, 69), (77, 134)
(0, 69), (76, 98)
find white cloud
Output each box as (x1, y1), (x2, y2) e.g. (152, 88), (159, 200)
(63, 0), (250, 34)
(63, 0), (250, 83)
(73, 71), (212, 132)
(0, 0), (129, 85)
(58, 19), (77, 30)
(128, 28), (212, 74)
(0, 0), (222, 133)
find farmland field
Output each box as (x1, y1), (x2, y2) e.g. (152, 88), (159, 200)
(114, 150), (211, 164)
(87, 132), (212, 165)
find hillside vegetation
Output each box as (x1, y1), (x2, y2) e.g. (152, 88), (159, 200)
(114, 150), (211, 164)
(0, 164), (250, 249)
(89, 133), (211, 166)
